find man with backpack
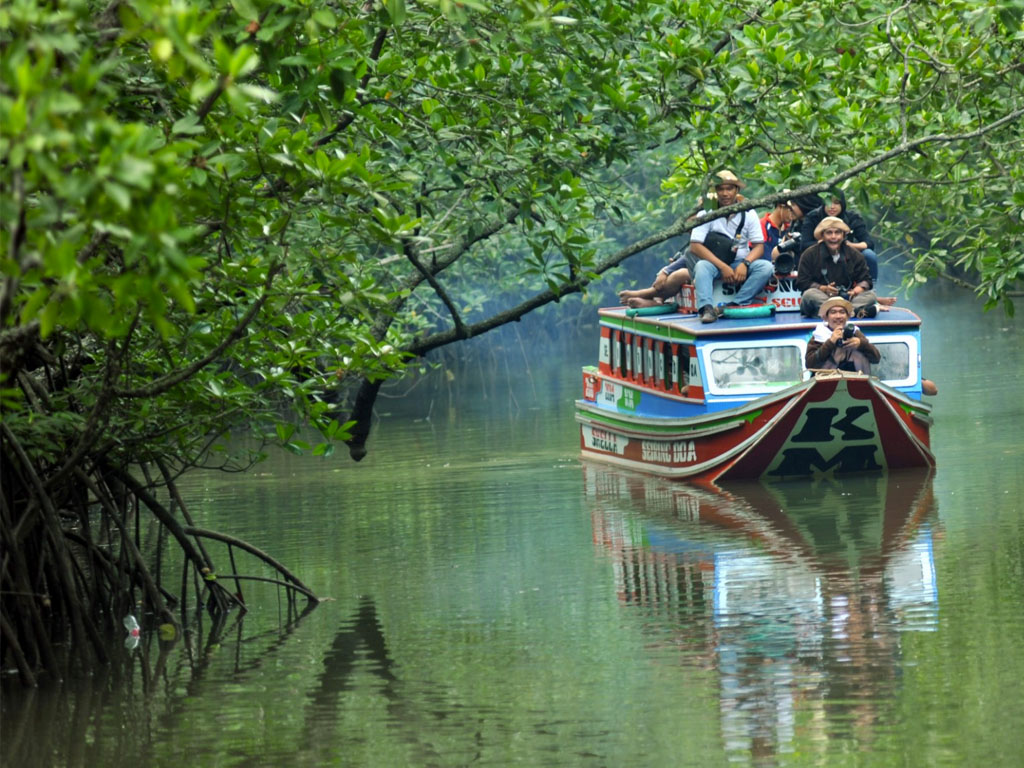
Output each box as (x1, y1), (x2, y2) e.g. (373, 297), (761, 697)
(686, 170), (770, 323)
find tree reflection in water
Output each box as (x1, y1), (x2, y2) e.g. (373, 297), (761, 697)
(1, 600), (316, 768)
(301, 597), (442, 765)
(584, 465), (938, 762)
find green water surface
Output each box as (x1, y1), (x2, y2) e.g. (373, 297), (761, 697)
(3, 284), (1023, 767)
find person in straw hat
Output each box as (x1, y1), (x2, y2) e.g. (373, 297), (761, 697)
(798, 187), (878, 281)
(685, 170), (771, 323)
(796, 215), (878, 318)
(618, 170), (770, 320)
(805, 296), (881, 373)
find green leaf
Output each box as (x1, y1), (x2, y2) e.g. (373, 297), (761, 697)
(172, 115), (206, 135)
(104, 181), (132, 211)
(230, 0), (259, 21)
(312, 9), (337, 28)
(385, 0), (407, 25)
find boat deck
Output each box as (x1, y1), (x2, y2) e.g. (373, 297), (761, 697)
(598, 305), (923, 338)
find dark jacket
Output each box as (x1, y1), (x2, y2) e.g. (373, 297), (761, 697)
(797, 242), (872, 291)
(805, 329), (881, 370)
(798, 189), (875, 249)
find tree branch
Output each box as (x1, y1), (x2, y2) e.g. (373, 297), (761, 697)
(315, 27), (389, 147)
(344, 98), (1024, 460)
(402, 241), (468, 339)
(114, 260), (283, 398)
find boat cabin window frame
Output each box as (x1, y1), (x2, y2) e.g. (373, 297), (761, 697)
(866, 333), (920, 389)
(700, 339), (807, 397)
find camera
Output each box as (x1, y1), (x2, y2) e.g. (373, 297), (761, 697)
(773, 252), (795, 275)
(776, 231), (802, 254)
(842, 323), (857, 340)
(837, 287), (851, 301)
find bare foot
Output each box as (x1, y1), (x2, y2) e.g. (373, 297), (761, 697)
(618, 289), (641, 305)
(626, 297), (660, 309)
(877, 296), (897, 310)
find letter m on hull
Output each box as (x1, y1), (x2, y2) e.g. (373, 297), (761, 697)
(766, 398), (883, 478)
(769, 444), (882, 477)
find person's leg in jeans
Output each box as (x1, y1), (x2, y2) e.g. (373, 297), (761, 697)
(861, 248), (878, 282)
(693, 259), (721, 309)
(732, 258), (774, 304)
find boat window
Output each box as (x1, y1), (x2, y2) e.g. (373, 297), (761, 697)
(706, 343), (804, 395)
(867, 335), (918, 388)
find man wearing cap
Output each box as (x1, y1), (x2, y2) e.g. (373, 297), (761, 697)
(686, 170), (771, 324)
(805, 296), (881, 373)
(796, 216), (878, 318)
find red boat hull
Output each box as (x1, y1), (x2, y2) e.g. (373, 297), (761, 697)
(576, 370), (933, 483)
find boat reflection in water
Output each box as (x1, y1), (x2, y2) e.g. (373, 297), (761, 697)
(585, 465), (938, 760)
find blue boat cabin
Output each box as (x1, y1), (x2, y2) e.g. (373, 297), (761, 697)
(593, 306), (926, 418)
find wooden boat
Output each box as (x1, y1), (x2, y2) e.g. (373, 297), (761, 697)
(575, 281), (934, 483)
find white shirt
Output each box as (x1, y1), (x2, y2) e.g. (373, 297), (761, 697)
(690, 210), (764, 261)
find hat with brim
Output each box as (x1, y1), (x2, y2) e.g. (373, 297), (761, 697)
(813, 216), (851, 240)
(819, 296), (854, 319)
(714, 170), (745, 190)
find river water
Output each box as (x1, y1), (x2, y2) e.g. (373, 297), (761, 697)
(3, 283), (1024, 767)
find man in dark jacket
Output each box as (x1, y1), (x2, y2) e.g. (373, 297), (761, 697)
(798, 188), (878, 281)
(797, 216), (878, 318)
(805, 296), (881, 374)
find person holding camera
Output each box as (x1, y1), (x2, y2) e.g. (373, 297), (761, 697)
(760, 199), (796, 265)
(763, 193), (820, 274)
(796, 216), (878, 318)
(805, 296), (881, 374)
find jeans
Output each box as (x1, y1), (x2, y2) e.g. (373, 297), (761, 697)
(799, 288), (879, 318)
(862, 248), (878, 282)
(693, 257), (774, 309)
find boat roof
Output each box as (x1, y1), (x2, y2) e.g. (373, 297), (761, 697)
(597, 305), (923, 338)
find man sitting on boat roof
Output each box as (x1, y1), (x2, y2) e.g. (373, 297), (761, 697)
(796, 216), (878, 319)
(617, 170), (769, 315)
(686, 170), (772, 324)
(769, 193), (822, 274)
(798, 187), (879, 282)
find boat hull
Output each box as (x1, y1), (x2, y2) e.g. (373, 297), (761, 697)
(576, 369), (933, 484)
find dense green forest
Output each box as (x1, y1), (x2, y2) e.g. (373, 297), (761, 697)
(2, 0), (1022, 682)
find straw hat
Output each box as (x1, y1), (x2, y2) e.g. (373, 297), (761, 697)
(813, 216), (851, 240)
(819, 296), (854, 319)
(713, 170), (745, 189)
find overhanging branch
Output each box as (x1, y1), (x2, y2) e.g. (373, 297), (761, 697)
(345, 104), (1024, 460)
(114, 261), (283, 399)
(408, 105), (1024, 355)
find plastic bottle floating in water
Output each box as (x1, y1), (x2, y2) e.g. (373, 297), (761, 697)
(123, 615), (141, 650)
